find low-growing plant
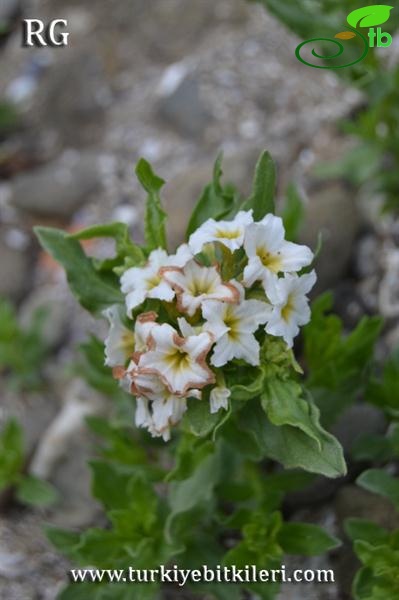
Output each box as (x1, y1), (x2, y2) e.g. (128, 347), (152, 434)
(343, 345), (399, 599)
(346, 467), (399, 599)
(0, 418), (57, 509)
(0, 298), (49, 391)
(33, 151), (384, 599)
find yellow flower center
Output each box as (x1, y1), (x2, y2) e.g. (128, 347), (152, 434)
(281, 294), (295, 322)
(256, 247), (282, 273)
(214, 228), (240, 240)
(225, 307), (240, 340)
(146, 274), (162, 289)
(188, 278), (215, 297)
(122, 331), (135, 356)
(165, 348), (191, 372)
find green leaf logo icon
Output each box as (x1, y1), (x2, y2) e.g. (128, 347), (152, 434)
(347, 5), (394, 28)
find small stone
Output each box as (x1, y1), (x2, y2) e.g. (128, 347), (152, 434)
(355, 234), (380, 279)
(157, 73), (211, 138)
(30, 380), (107, 528)
(332, 404), (387, 456)
(0, 232), (33, 301)
(335, 484), (399, 530)
(34, 56), (110, 147)
(18, 284), (72, 350)
(299, 180), (361, 293)
(9, 152), (101, 220)
(163, 150), (259, 248)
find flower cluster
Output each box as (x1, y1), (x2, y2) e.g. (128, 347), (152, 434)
(104, 210), (316, 441)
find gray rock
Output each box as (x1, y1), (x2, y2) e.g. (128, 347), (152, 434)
(0, 389), (60, 457)
(157, 73), (211, 138)
(18, 284), (72, 350)
(117, 0), (245, 64)
(332, 404), (387, 456)
(299, 180), (361, 293)
(30, 380), (107, 528)
(163, 149), (259, 248)
(0, 234), (32, 301)
(335, 484), (399, 530)
(34, 56), (109, 147)
(10, 152), (101, 220)
(0, 512), (69, 600)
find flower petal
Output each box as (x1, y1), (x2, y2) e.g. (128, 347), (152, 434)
(279, 241), (314, 272)
(210, 386), (231, 414)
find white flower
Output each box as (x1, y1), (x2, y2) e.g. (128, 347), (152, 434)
(103, 305), (134, 367)
(210, 386), (231, 414)
(162, 260), (239, 317)
(121, 245), (192, 316)
(202, 282), (271, 367)
(110, 312), (158, 392)
(134, 372), (201, 441)
(134, 311), (158, 353)
(135, 397), (152, 429)
(112, 358), (137, 394)
(189, 210), (253, 255)
(137, 323), (215, 395)
(177, 317), (204, 337)
(243, 215), (313, 287)
(265, 270), (317, 348)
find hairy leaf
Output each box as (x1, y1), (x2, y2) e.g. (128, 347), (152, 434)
(136, 159), (167, 251)
(35, 227), (123, 314)
(241, 150), (276, 219)
(186, 153), (236, 237)
(357, 469), (399, 509)
(278, 522), (341, 556)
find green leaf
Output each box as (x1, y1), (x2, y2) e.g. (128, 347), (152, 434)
(354, 540), (399, 585)
(16, 475), (58, 507)
(278, 522), (341, 556)
(0, 419), (24, 490)
(352, 566), (378, 600)
(345, 518), (389, 546)
(86, 418), (148, 468)
(183, 397), (220, 437)
(228, 367), (265, 401)
(166, 445), (222, 542)
(281, 183), (304, 241)
(70, 222), (145, 272)
(0, 300), (48, 391)
(366, 348), (399, 418)
(135, 159), (167, 251)
(240, 401), (347, 478)
(347, 5), (394, 29)
(186, 153), (236, 238)
(90, 461), (135, 510)
(357, 469), (399, 509)
(262, 379), (327, 450)
(304, 293), (382, 424)
(46, 527), (81, 560)
(35, 227), (123, 314)
(241, 151), (276, 219)
(78, 336), (125, 397)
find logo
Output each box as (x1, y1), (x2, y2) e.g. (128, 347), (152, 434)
(22, 19), (69, 47)
(296, 4), (393, 69)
